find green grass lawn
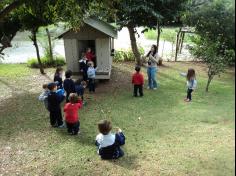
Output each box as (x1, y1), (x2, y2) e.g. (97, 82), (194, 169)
(0, 62), (235, 176)
(144, 27), (195, 44)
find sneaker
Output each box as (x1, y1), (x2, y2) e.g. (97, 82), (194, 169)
(58, 123), (65, 128)
(153, 88), (157, 90)
(147, 87), (150, 89)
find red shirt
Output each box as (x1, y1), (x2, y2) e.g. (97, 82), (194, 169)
(132, 72), (144, 85)
(86, 52), (95, 61)
(64, 101), (82, 123)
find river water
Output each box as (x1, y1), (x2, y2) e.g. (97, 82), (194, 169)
(1, 28), (192, 63)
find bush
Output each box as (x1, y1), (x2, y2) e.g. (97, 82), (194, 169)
(27, 56), (66, 68)
(114, 47), (145, 62)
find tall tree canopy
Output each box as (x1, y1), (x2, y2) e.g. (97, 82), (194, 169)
(185, 0), (235, 91)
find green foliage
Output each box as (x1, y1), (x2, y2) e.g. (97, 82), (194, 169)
(185, 0), (235, 91)
(27, 56), (65, 68)
(114, 47), (145, 62)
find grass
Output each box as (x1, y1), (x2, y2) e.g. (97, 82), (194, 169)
(0, 62), (235, 175)
(144, 27), (195, 44)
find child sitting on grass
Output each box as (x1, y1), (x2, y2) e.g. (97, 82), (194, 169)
(47, 82), (65, 128)
(87, 62), (96, 93)
(181, 68), (197, 102)
(64, 93), (83, 135)
(132, 66), (144, 97)
(95, 120), (125, 160)
(63, 70), (75, 102)
(38, 84), (50, 111)
(75, 80), (87, 102)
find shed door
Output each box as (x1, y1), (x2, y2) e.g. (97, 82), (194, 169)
(96, 38), (110, 69)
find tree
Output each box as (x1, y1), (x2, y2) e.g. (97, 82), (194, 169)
(186, 0), (235, 91)
(0, 0), (24, 21)
(115, 0), (162, 65)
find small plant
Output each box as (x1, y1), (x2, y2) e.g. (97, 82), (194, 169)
(27, 56), (66, 68)
(114, 47), (145, 62)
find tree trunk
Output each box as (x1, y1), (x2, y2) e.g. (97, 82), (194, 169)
(156, 21), (161, 53)
(127, 25), (141, 65)
(179, 32), (185, 54)
(46, 28), (53, 62)
(206, 75), (213, 92)
(175, 28), (182, 62)
(31, 29), (44, 74)
(0, 0), (23, 21)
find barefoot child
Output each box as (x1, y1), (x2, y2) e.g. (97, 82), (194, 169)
(64, 93), (83, 135)
(47, 82), (65, 127)
(132, 66), (144, 97)
(181, 68), (197, 102)
(95, 120), (125, 160)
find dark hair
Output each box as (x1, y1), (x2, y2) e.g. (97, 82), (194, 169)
(65, 70), (73, 78)
(98, 120), (112, 135)
(135, 66), (141, 72)
(187, 68), (196, 81)
(47, 82), (57, 91)
(146, 44), (157, 57)
(69, 93), (78, 104)
(88, 61), (93, 67)
(42, 84), (48, 89)
(55, 67), (63, 75)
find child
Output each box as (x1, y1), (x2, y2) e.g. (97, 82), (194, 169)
(79, 53), (89, 81)
(38, 84), (50, 111)
(63, 70), (75, 102)
(75, 80), (87, 102)
(86, 47), (95, 62)
(181, 68), (197, 102)
(47, 82), (65, 127)
(95, 120), (125, 160)
(64, 93), (83, 135)
(54, 67), (63, 89)
(87, 62), (96, 93)
(132, 66), (144, 97)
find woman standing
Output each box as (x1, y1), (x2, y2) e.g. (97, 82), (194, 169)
(146, 45), (160, 90)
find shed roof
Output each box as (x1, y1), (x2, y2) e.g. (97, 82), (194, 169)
(58, 17), (117, 39)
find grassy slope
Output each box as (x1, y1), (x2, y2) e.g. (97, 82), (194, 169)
(0, 62), (235, 176)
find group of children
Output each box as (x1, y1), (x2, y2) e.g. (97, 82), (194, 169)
(132, 66), (197, 102)
(39, 65), (126, 159)
(38, 46), (196, 160)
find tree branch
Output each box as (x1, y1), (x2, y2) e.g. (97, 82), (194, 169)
(0, 0), (23, 21)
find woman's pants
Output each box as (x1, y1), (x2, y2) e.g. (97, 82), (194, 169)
(147, 67), (157, 89)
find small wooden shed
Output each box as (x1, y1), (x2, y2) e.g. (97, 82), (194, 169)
(58, 18), (118, 79)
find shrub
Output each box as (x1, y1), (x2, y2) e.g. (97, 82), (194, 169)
(27, 56), (66, 68)
(114, 47), (145, 62)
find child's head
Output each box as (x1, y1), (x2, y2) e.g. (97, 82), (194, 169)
(135, 66), (141, 72)
(187, 68), (196, 81)
(98, 120), (112, 135)
(55, 67), (63, 76)
(42, 84), (48, 90)
(88, 61), (94, 67)
(47, 82), (57, 91)
(87, 48), (91, 53)
(81, 81), (87, 88)
(65, 70), (73, 78)
(69, 93), (78, 104)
